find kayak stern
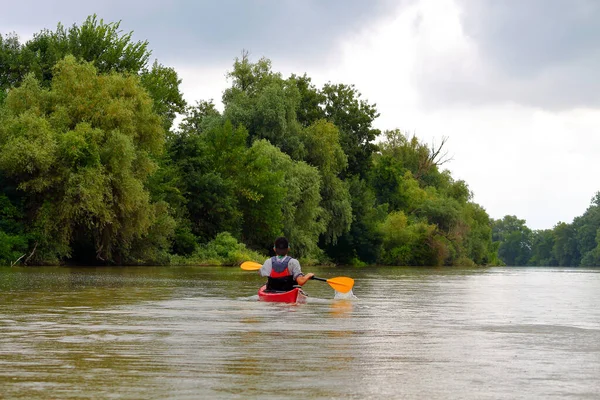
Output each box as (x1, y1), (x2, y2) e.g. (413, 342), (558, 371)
(257, 285), (308, 304)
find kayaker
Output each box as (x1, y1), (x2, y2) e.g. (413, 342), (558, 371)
(259, 237), (314, 292)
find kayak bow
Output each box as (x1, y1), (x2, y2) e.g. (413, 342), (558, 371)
(257, 285), (308, 304)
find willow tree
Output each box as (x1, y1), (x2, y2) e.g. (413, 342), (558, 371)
(300, 119), (352, 244)
(0, 56), (173, 264)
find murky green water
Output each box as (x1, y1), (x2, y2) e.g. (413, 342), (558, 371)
(1, 266), (599, 399)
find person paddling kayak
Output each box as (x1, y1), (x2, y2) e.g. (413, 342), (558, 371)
(259, 237), (314, 292)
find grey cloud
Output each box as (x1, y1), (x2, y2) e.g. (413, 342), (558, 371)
(459, 0), (600, 79)
(2, 0), (398, 66)
(417, 0), (600, 110)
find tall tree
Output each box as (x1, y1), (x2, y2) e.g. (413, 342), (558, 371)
(0, 57), (172, 264)
(321, 83), (380, 178)
(222, 53), (305, 159)
(301, 120), (352, 244)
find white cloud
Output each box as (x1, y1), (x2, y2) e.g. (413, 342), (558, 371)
(175, 63), (230, 110)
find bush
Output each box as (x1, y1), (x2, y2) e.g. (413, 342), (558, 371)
(0, 231), (28, 266)
(170, 232), (264, 266)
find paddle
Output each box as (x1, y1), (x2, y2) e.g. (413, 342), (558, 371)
(240, 261), (355, 293)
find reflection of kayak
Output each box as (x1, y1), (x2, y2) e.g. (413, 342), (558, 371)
(257, 285), (308, 304)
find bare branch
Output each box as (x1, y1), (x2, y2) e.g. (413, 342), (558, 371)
(24, 242), (38, 265)
(10, 254), (26, 267)
(428, 136), (454, 167)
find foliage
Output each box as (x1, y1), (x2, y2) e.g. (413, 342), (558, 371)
(493, 192), (600, 267)
(291, 73), (326, 127)
(140, 60), (186, 130)
(0, 15), (185, 130)
(167, 120), (244, 243)
(319, 83), (379, 179)
(1, 18), (501, 267)
(301, 120), (351, 244)
(222, 53), (305, 159)
(170, 232), (264, 266)
(492, 215), (532, 266)
(324, 177), (387, 264)
(258, 141), (325, 257)
(378, 211), (445, 266)
(0, 56), (172, 264)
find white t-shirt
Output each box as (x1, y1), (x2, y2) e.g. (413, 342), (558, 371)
(259, 256), (304, 279)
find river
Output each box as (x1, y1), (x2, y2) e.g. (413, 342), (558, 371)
(1, 266), (599, 399)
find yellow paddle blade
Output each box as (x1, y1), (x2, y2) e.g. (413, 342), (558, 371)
(240, 261), (262, 271)
(326, 277), (355, 293)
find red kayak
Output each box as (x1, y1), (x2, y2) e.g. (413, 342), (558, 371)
(257, 285), (308, 304)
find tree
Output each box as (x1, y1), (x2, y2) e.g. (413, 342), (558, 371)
(301, 120), (352, 244)
(529, 229), (557, 266)
(291, 73), (326, 127)
(492, 216), (533, 266)
(553, 222), (579, 266)
(321, 83), (380, 178)
(461, 203), (496, 265)
(0, 56), (172, 264)
(580, 228), (600, 266)
(21, 15), (150, 82)
(325, 177), (387, 264)
(140, 60), (186, 131)
(240, 139), (324, 255)
(377, 211), (445, 266)
(222, 53), (305, 159)
(167, 120), (244, 243)
(178, 100), (222, 136)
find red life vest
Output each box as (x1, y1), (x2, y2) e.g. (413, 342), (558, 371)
(266, 256), (296, 291)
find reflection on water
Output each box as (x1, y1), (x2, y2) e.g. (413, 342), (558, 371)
(1, 266), (600, 399)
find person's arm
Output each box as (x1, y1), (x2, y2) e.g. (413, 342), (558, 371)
(289, 258), (313, 286)
(296, 273), (314, 286)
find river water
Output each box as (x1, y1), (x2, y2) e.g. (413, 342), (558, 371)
(1, 266), (599, 399)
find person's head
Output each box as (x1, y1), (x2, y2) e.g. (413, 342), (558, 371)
(273, 236), (289, 256)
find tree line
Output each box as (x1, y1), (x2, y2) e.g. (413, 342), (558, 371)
(492, 192), (600, 267)
(0, 15), (536, 267)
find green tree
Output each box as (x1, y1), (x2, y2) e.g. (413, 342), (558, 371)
(0, 56), (172, 264)
(301, 120), (352, 244)
(222, 53), (305, 159)
(529, 229), (557, 266)
(167, 120), (244, 243)
(257, 141), (325, 257)
(1, 15), (185, 130)
(240, 139), (325, 255)
(291, 73), (326, 127)
(580, 228), (600, 266)
(461, 203), (496, 265)
(571, 192), (600, 262)
(20, 15), (149, 81)
(140, 60), (186, 131)
(552, 222), (579, 266)
(321, 83), (380, 178)
(325, 177), (387, 264)
(179, 100), (222, 136)
(0, 182), (28, 265)
(378, 211), (445, 266)
(492, 216), (532, 266)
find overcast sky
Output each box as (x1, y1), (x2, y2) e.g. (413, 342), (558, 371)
(3, 0), (599, 230)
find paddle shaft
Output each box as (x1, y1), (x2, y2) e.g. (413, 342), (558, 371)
(310, 276), (327, 282)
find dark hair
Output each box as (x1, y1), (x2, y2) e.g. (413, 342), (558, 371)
(274, 237), (289, 255)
